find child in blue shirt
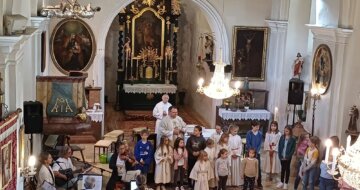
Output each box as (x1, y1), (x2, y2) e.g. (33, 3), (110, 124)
(246, 121), (263, 188)
(134, 129), (154, 177)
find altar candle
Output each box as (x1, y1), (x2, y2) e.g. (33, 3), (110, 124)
(274, 107), (279, 121)
(324, 139), (332, 163)
(165, 55), (168, 70)
(170, 55), (173, 69)
(130, 58), (133, 78)
(136, 59), (139, 79)
(159, 59), (162, 80)
(42, 0), (45, 8)
(346, 135), (351, 152)
(331, 148), (339, 173)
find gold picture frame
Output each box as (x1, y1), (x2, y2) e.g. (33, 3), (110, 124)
(1, 141), (12, 189)
(232, 26), (268, 81)
(50, 19), (96, 75)
(131, 7), (165, 59)
(312, 44), (332, 94)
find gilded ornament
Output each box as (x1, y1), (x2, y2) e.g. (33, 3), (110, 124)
(119, 24), (125, 31)
(171, 0), (181, 15)
(173, 26), (179, 33)
(139, 46), (159, 62)
(157, 3), (166, 15)
(142, 0), (155, 6)
(130, 5), (139, 14)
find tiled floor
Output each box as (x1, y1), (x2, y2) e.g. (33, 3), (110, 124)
(72, 143), (320, 190)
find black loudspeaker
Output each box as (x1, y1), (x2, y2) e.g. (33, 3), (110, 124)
(24, 101), (43, 134)
(287, 78), (304, 105)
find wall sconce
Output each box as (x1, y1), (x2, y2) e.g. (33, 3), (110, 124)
(20, 155), (37, 178)
(310, 85), (326, 136)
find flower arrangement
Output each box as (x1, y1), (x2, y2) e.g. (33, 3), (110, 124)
(238, 93), (252, 108)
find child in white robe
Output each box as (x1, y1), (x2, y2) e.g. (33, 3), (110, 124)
(190, 150), (214, 190)
(211, 125), (223, 144)
(228, 125), (243, 186)
(262, 121), (281, 181)
(204, 138), (217, 189)
(155, 136), (173, 190)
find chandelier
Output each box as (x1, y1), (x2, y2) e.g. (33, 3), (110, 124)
(197, 49), (240, 99)
(324, 136), (360, 189)
(40, 0), (101, 19)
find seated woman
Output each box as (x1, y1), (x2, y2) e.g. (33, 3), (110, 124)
(106, 141), (139, 190)
(37, 152), (55, 190)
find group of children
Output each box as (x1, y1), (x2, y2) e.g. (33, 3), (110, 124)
(117, 120), (339, 190)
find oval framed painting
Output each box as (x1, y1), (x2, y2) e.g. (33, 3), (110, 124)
(50, 19), (96, 75)
(312, 44), (332, 94)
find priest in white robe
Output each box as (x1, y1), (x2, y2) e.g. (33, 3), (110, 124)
(158, 106), (186, 146)
(153, 94), (172, 146)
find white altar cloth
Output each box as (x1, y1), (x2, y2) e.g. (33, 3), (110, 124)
(123, 84), (177, 94)
(86, 109), (104, 122)
(218, 108), (271, 121)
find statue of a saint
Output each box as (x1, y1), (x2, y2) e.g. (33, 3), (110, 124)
(293, 53), (304, 78)
(347, 105), (359, 132)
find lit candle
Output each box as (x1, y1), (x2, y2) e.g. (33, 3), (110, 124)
(346, 135), (351, 152)
(331, 148), (339, 174)
(274, 107), (279, 121)
(324, 139), (332, 163)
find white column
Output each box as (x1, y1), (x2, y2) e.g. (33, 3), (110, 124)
(306, 25), (352, 139)
(265, 20), (288, 128)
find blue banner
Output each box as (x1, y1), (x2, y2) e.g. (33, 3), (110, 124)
(46, 82), (78, 117)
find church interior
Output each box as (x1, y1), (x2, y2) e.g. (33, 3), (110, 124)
(0, 0), (360, 189)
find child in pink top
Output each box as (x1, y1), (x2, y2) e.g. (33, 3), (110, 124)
(173, 137), (188, 190)
(294, 133), (310, 190)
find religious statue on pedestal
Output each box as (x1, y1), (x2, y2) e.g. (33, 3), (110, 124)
(347, 105), (359, 132)
(293, 53), (304, 79)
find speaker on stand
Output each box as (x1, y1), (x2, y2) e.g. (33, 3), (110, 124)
(287, 78), (304, 126)
(24, 101), (43, 154)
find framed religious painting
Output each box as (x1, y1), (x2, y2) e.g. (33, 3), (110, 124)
(312, 44), (332, 94)
(232, 26), (269, 81)
(1, 141), (12, 189)
(132, 7), (165, 59)
(50, 19), (96, 75)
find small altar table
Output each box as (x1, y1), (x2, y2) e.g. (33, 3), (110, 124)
(121, 84), (177, 110)
(218, 108), (271, 121)
(216, 107), (271, 137)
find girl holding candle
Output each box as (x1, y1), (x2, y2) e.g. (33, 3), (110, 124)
(299, 136), (321, 190)
(262, 121), (282, 182)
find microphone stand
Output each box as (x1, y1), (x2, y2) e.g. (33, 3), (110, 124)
(72, 156), (112, 175)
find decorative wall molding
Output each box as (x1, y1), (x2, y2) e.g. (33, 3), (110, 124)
(265, 19), (289, 128)
(306, 24), (353, 44)
(265, 19), (288, 32)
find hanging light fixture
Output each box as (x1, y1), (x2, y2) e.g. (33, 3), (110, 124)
(40, 0), (101, 19)
(196, 0), (240, 100)
(197, 49), (241, 99)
